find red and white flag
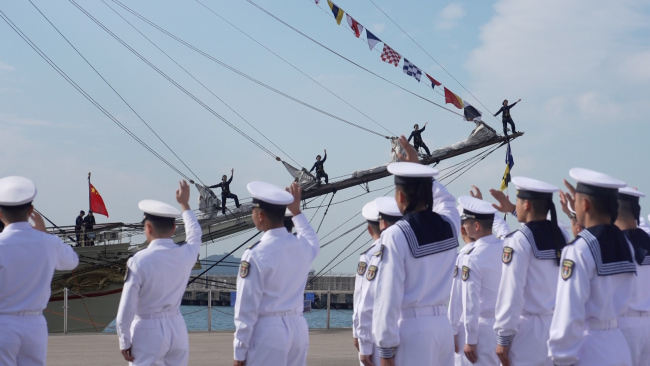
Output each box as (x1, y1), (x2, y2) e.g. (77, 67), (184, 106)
(380, 44), (401, 67)
(346, 14), (364, 38)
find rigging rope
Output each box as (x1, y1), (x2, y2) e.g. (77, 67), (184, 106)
(195, 0), (396, 137)
(308, 228), (366, 286)
(240, 0), (466, 119)
(309, 193), (329, 224)
(70, 0), (286, 162)
(0, 10), (193, 182)
(27, 0), (207, 185)
(109, 0), (390, 139)
(365, 0), (502, 125)
(101, 0), (302, 167)
(316, 189), (337, 233)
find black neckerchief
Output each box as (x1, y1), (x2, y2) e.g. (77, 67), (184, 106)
(623, 228), (650, 266)
(579, 224), (636, 276)
(395, 210), (456, 258)
(520, 220), (566, 263)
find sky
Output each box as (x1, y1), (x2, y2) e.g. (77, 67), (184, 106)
(1, 0), (649, 274)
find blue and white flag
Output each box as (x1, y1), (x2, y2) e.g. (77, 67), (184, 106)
(366, 30), (381, 51)
(402, 58), (422, 82)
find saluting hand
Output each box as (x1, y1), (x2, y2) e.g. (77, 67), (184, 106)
(397, 135), (420, 163)
(121, 348), (134, 362)
(559, 190), (575, 219)
(286, 182), (302, 216)
(176, 180), (191, 212)
(469, 185), (483, 200)
(30, 210), (47, 232)
(489, 189), (516, 214)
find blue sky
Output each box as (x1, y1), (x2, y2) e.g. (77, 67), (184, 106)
(1, 0), (649, 273)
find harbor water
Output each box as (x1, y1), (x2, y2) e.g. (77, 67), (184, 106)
(103, 305), (353, 333)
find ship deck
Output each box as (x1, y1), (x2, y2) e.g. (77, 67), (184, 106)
(47, 329), (358, 366)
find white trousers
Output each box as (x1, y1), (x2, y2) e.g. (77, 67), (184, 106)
(0, 315), (47, 366)
(129, 314), (189, 366)
(620, 316), (650, 366)
(394, 315), (454, 366)
(246, 314), (309, 366)
(458, 317), (499, 366)
(576, 328), (632, 366)
(454, 322), (466, 366)
(508, 314), (553, 366)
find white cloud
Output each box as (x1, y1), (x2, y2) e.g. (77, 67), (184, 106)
(0, 61), (13, 72)
(436, 4), (465, 30)
(0, 113), (53, 127)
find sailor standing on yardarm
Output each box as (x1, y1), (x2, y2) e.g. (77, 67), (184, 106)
(494, 99), (521, 136)
(209, 168), (241, 215)
(407, 122), (431, 156)
(310, 149), (328, 185)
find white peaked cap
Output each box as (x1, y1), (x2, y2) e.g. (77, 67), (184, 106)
(387, 162), (439, 178)
(374, 197), (402, 218)
(138, 199), (181, 218)
(247, 181), (293, 205)
(362, 201), (379, 222)
(0, 176), (37, 206)
(569, 168), (626, 189)
(458, 196), (497, 219)
(511, 176), (559, 193)
(618, 187), (645, 198)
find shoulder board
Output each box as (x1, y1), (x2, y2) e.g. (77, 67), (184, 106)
(566, 237), (578, 246)
(373, 244), (385, 259)
(465, 247), (475, 255)
(504, 229), (520, 239)
(248, 241), (261, 250)
(360, 243), (375, 255)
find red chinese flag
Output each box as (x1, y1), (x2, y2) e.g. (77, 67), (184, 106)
(90, 183), (109, 217)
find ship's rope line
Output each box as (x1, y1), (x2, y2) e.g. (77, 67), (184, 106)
(309, 194), (329, 224)
(195, 0), (396, 137)
(307, 230), (368, 286)
(441, 143), (505, 186)
(316, 191), (337, 233)
(101, 0), (302, 167)
(0, 10), (194, 181)
(319, 222), (366, 249)
(109, 0), (391, 140)
(27, 0), (207, 185)
(437, 143), (504, 183)
(239, 0), (465, 119)
(303, 184), (394, 210)
(187, 231), (261, 286)
(69, 271), (100, 332)
(43, 308), (109, 327)
(69, 0), (285, 162)
(365, 0), (502, 126)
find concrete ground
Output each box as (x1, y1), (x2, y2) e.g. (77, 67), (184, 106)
(47, 328), (359, 366)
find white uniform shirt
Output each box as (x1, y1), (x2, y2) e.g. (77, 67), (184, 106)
(494, 230), (560, 343)
(548, 237), (635, 365)
(233, 213), (319, 361)
(639, 217), (650, 235)
(624, 229), (650, 314)
(352, 240), (379, 340)
(371, 184), (458, 354)
(448, 242), (475, 335)
(356, 242), (383, 356)
(492, 214), (511, 238)
(461, 234), (502, 344)
(116, 210), (202, 350)
(0, 222), (79, 313)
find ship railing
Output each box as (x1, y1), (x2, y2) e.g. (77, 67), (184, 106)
(47, 222), (142, 247)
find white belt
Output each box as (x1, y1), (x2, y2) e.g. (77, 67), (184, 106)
(622, 311), (650, 317)
(258, 309), (302, 318)
(587, 319), (618, 330)
(135, 309), (180, 320)
(400, 305), (446, 319)
(0, 311), (42, 316)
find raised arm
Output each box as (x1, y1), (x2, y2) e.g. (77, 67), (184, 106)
(321, 154), (327, 164)
(176, 180), (201, 252)
(209, 182), (222, 189)
(228, 169), (234, 184)
(418, 125), (426, 133)
(287, 182), (320, 259)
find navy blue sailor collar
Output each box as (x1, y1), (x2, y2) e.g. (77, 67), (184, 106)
(395, 209), (456, 258)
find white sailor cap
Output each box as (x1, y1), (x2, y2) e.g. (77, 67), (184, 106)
(387, 162), (438, 185)
(511, 176), (558, 200)
(458, 196), (497, 220)
(247, 181), (293, 213)
(0, 176), (37, 206)
(138, 199), (181, 222)
(569, 168), (626, 197)
(362, 201), (379, 223)
(374, 197), (402, 221)
(618, 187), (645, 201)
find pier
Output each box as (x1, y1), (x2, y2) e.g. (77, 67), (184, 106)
(184, 274), (356, 309)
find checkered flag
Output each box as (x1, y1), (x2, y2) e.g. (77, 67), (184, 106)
(380, 44), (401, 67)
(402, 58), (422, 82)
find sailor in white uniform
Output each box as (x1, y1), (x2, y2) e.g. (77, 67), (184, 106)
(355, 198), (402, 366)
(639, 215), (649, 235)
(0, 176), (79, 366)
(371, 162), (458, 366)
(491, 177), (568, 366)
(449, 204), (476, 366)
(457, 196), (502, 366)
(116, 181), (201, 365)
(233, 182), (319, 366)
(548, 168), (636, 366)
(616, 187), (650, 366)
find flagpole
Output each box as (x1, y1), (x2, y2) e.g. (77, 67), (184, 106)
(88, 172), (91, 213)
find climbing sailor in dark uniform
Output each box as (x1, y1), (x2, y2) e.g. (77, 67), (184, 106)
(309, 149), (328, 185)
(209, 168), (241, 215)
(494, 99), (521, 136)
(407, 122), (431, 156)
